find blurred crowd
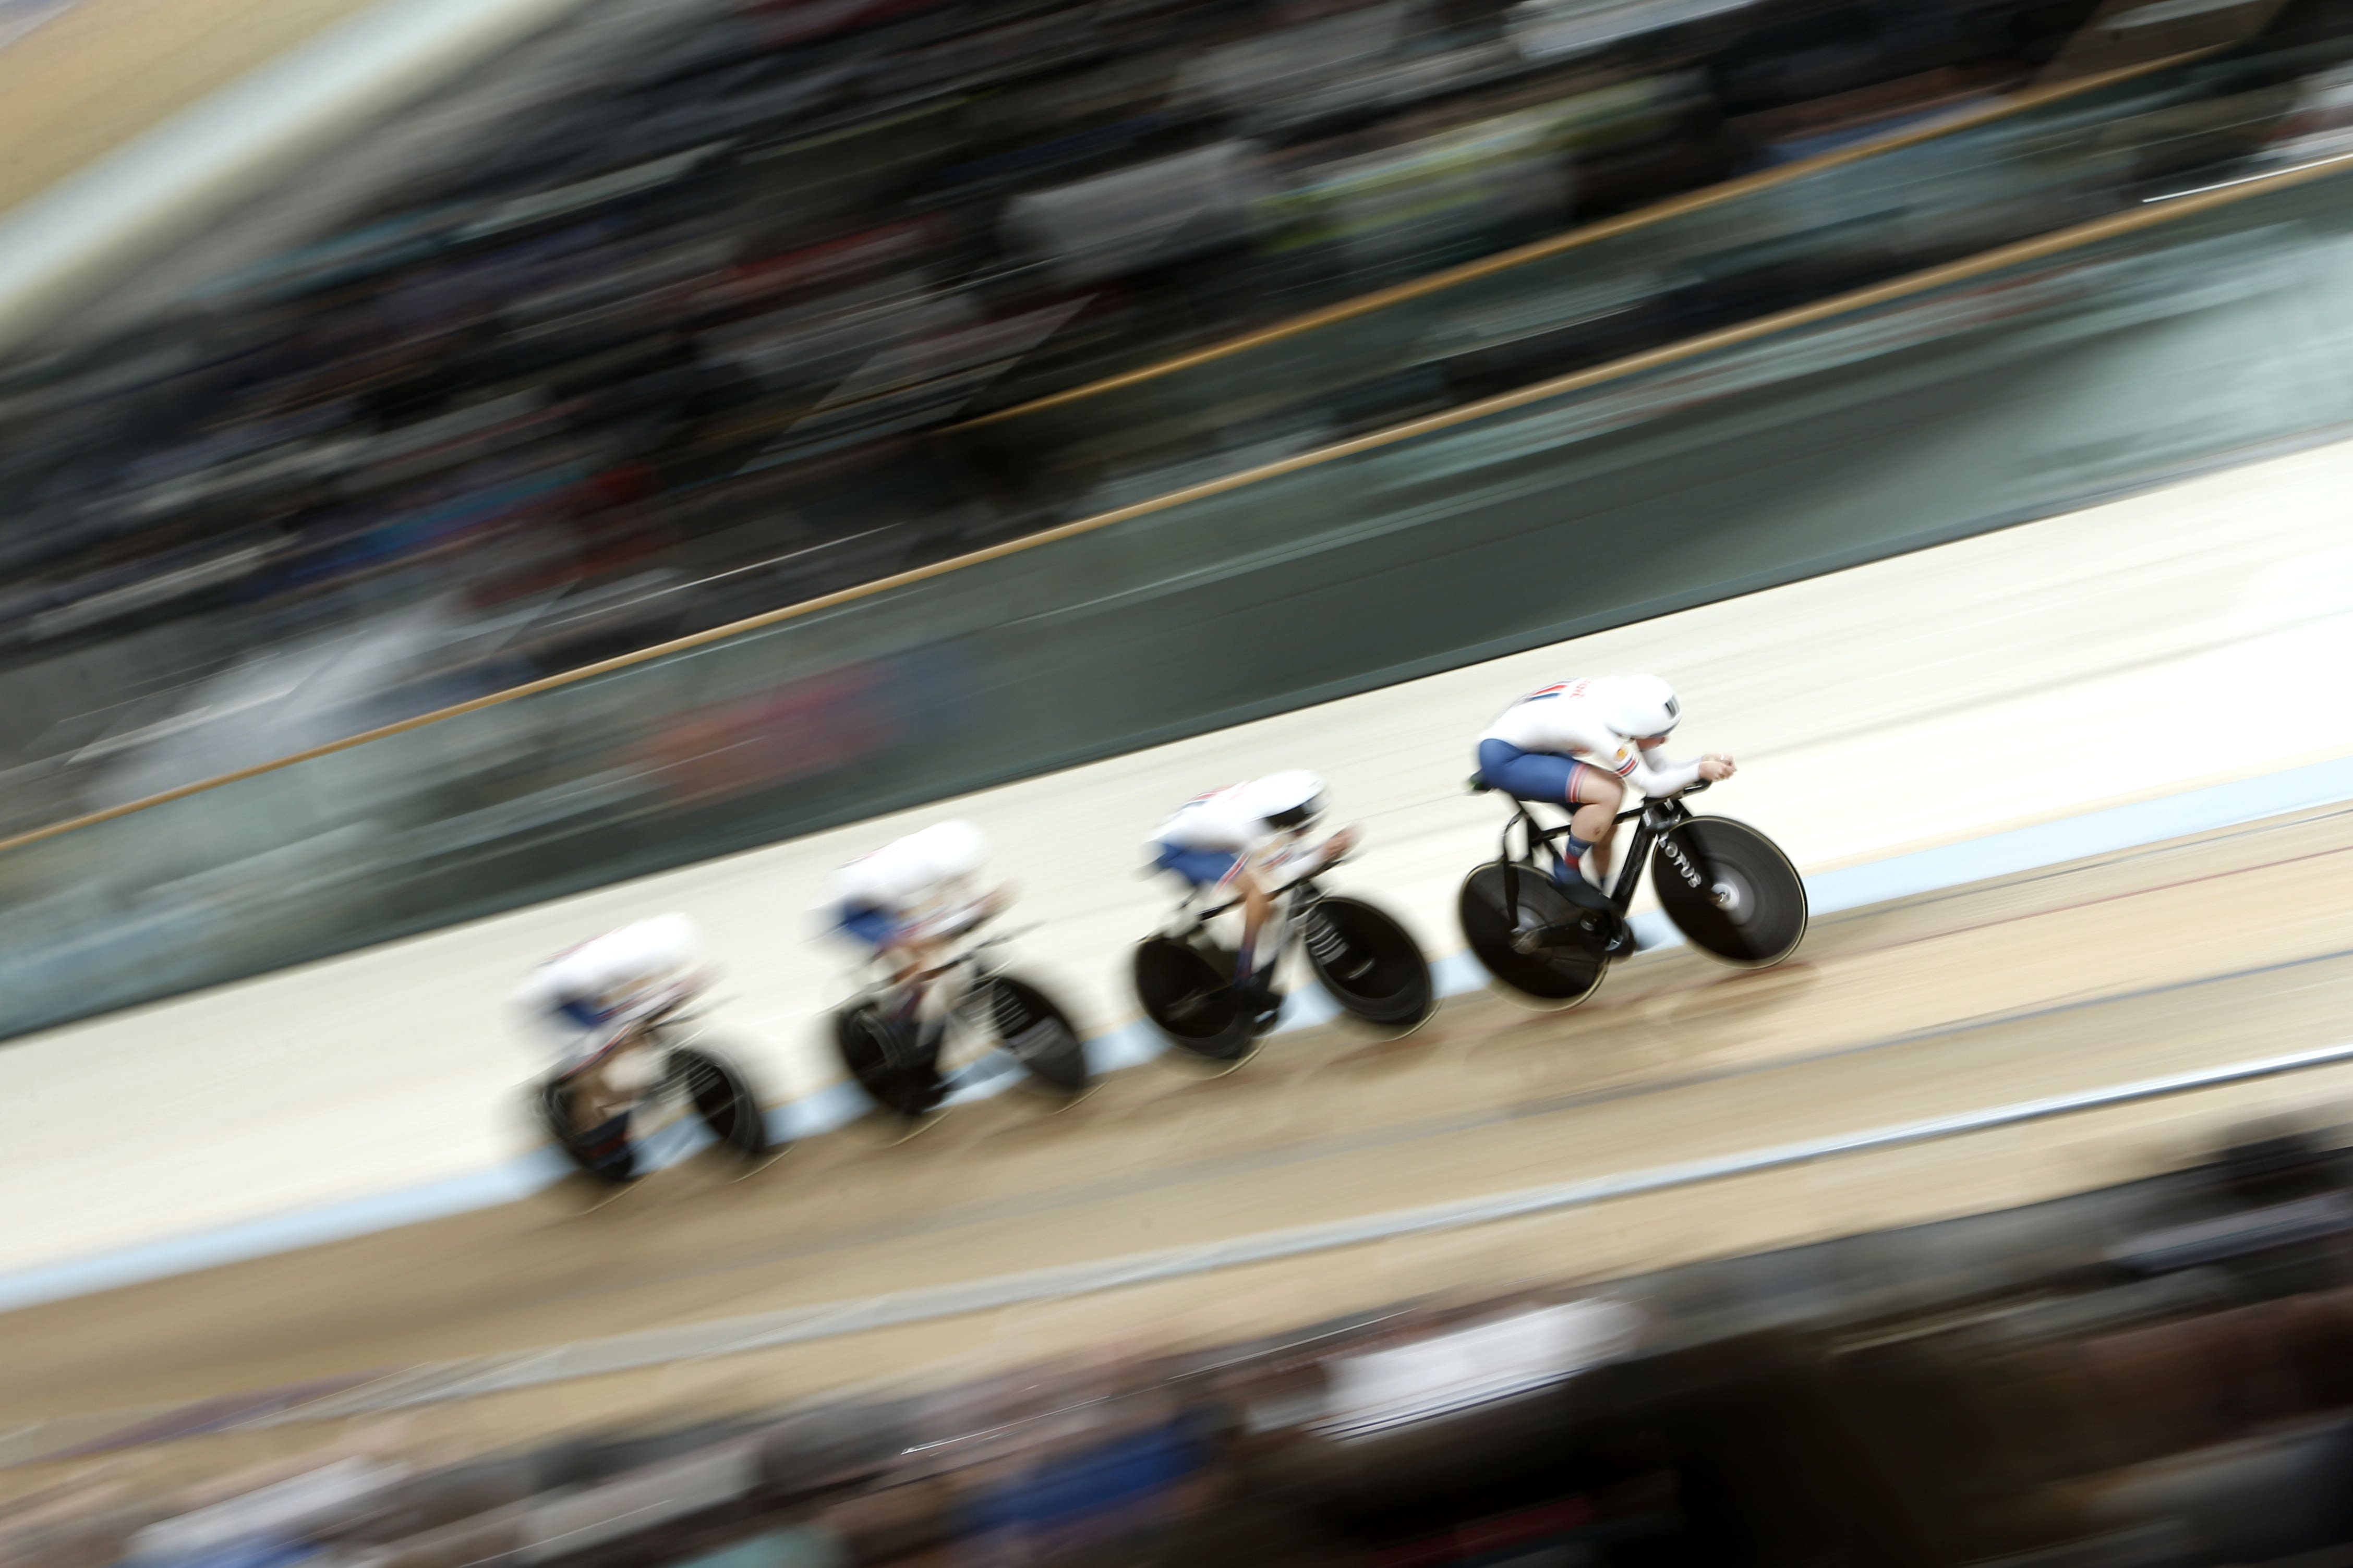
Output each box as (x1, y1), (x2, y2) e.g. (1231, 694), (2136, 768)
(7, 0), (2353, 1038)
(0, 0), (2228, 824)
(10, 1124), (2353, 1566)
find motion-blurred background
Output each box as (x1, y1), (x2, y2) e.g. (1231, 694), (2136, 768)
(7, 0), (2353, 1554)
(7, 0), (2346, 833)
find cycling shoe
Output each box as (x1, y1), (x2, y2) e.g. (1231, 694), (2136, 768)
(1549, 867), (1620, 917)
(1235, 975), (1284, 1035)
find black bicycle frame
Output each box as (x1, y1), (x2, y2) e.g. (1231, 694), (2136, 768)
(1491, 783), (1706, 931)
(1167, 868), (1333, 940)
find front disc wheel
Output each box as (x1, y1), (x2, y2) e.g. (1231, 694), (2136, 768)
(1650, 817), (1807, 966)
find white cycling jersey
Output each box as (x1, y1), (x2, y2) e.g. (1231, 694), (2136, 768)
(832, 820), (990, 939)
(1151, 779), (1319, 877)
(1153, 784), (1264, 853)
(1479, 678), (1702, 797)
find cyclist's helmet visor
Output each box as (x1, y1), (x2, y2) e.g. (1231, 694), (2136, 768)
(1263, 798), (1321, 832)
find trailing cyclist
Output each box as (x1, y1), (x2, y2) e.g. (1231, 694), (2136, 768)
(828, 819), (1007, 1054)
(1147, 772), (1357, 1030)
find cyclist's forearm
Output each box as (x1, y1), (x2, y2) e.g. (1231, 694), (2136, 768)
(1624, 753), (1701, 797)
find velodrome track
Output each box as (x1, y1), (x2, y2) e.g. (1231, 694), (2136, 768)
(4, 434), (2353, 1484)
(8, 792), (2353, 1484)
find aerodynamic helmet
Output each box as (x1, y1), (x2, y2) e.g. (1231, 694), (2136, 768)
(1245, 770), (1327, 832)
(1598, 674), (1681, 740)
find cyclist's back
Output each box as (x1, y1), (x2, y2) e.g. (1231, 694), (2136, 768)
(831, 820), (993, 953)
(1476, 676), (1700, 800)
(1477, 682), (1647, 780)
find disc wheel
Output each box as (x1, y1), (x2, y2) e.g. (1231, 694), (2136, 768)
(1456, 862), (1610, 1007)
(1299, 895), (1433, 1030)
(1132, 936), (1256, 1061)
(832, 1003), (946, 1120)
(535, 1079), (636, 1185)
(662, 1044), (778, 1167)
(1650, 817), (1807, 967)
(985, 975), (1091, 1097)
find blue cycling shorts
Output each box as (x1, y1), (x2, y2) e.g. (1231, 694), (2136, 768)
(1477, 738), (1598, 803)
(554, 995), (612, 1030)
(835, 902), (904, 949)
(1152, 842), (1242, 889)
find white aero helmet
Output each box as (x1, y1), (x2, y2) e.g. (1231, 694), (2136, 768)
(522, 913), (701, 1008)
(1598, 674), (1681, 740)
(909, 818), (989, 880)
(1242, 770), (1327, 832)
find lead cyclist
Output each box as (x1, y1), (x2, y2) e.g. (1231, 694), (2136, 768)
(1473, 675), (1735, 890)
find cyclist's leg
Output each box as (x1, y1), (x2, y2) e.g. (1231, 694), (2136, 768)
(918, 950), (970, 1054)
(1235, 870), (1274, 989)
(837, 902), (921, 1021)
(1567, 765), (1627, 884)
(1478, 741), (1622, 885)
(1151, 841), (1269, 990)
(552, 1041), (642, 1179)
(566, 1029), (646, 1130)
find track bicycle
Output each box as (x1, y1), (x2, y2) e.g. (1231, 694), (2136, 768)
(1132, 859), (1434, 1065)
(830, 920), (1090, 1125)
(1458, 778), (1805, 1007)
(534, 996), (780, 1188)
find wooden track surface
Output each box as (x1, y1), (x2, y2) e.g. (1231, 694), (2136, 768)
(4, 798), (2350, 1484)
(0, 0), (385, 218)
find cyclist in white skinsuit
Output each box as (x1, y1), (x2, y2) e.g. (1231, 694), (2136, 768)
(1475, 675), (1735, 889)
(517, 914), (709, 1169)
(1149, 772), (1357, 1024)
(829, 820), (1007, 1047)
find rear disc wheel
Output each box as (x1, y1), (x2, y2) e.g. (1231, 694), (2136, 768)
(832, 1004), (946, 1120)
(1132, 936), (1257, 1061)
(1457, 862), (1609, 1007)
(534, 1079), (636, 1185)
